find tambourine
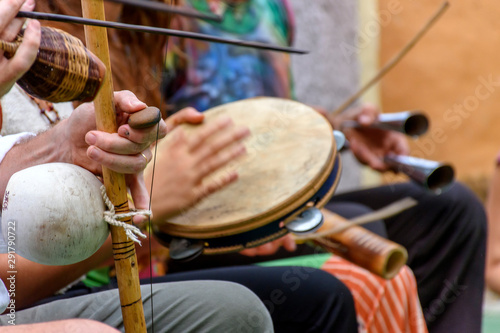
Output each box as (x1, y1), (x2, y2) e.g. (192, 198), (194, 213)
(151, 97), (342, 260)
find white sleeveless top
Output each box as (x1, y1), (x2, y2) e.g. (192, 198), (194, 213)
(1, 84), (74, 136)
(0, 84), (75, 250)
(0, 85), (77, 308)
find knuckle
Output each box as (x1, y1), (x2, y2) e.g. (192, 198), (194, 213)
(198, 161), (211, 176)
(132, 162), (145, 173)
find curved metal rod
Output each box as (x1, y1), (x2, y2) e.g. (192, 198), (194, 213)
(104, 0), (222, 22)
(341, 110), (429, 137)
(17, 11), (308, 54)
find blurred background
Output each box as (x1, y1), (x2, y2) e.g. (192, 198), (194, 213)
(288, 1), (500, 331)
(378, 1), (500, 330)
(379, 0), (498, 203)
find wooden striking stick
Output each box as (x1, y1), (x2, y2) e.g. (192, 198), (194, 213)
(330, 1), (450, 117)
(313, 209), (408, 279)
(104, 0), (222, 21)
(297, 208), (410, 279)
(17, 11), (307, 54)
(80, 1), (147, 332)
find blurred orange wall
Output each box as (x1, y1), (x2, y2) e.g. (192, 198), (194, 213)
(378, 0), (500, 188)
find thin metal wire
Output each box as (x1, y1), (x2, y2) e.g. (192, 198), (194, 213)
(147, 121), (160, 333)
(147, 2), (178, 328)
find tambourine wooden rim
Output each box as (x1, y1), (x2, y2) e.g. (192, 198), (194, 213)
(202, 155), (341, 254)
(152, 97), (341, 253)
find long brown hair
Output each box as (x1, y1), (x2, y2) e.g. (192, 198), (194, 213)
(35, 0), (176, 113)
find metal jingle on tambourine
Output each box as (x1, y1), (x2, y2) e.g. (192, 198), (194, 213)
(286, 207), (324, 235)
(333, 130), (346, 151)
(168, 238), (205, 261)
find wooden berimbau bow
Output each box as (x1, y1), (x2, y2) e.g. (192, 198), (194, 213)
(80, 1), (147, 331)
(17, 10), (307, 54)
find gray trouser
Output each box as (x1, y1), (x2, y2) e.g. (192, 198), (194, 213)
(0, 281), (273, 333)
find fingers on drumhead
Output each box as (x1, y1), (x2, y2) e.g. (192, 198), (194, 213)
(197, 171), (238, 199)
(194, 125), (250, 163)
(198, 144), (246, 179)
(188, 116), (234, 150)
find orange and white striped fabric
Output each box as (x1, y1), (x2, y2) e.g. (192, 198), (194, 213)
(321, 256), (428, 333)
